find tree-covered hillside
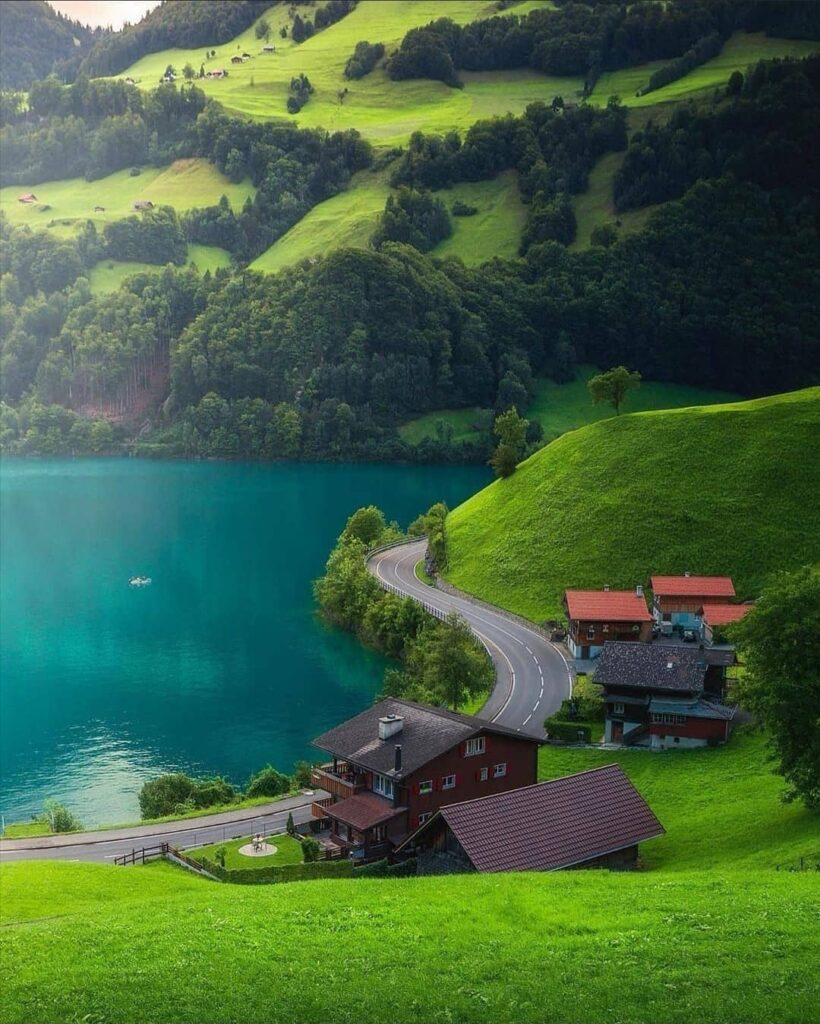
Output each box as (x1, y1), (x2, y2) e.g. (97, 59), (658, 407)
(0, 0), (101, 89)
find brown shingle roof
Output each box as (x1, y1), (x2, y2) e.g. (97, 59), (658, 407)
(324, 792), (405, 830)
(311, 698), (541, 780)
(564, 590), (653, 622)
(402, 765), (663, 872)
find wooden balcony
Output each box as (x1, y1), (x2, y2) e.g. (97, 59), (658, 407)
(311, 796), (333, 819)
(310, 763), (366, 801)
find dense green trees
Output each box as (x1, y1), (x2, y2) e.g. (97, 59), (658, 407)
(345, 41), (386, 80)
(490, 407), (528, 479)
(732, 568), (820, 809)
(138, 772), (238, 819)
(0, 0), (100, 90)
(372, 187), (452, 252)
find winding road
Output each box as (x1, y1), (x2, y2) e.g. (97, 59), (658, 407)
(367, 539), (572, 738)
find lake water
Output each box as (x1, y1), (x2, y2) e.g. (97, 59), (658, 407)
(0, 459), (489, 826)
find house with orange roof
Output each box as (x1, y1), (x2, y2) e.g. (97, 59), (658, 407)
(702, 601), (754, 643)
(650, 574), (736, 635)
(562, 586), (653, 659)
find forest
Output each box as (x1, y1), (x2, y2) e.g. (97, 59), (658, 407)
(1, 55), (819, 460)
(0, 0), (102, 90)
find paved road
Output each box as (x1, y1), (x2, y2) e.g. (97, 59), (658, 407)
(0, 792), (324, 864)
(367, 539), (572, 738)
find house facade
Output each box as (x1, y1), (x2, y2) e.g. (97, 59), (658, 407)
(593, 641), (736, 750)
(650, 574), (736, 633)
(310, 699), (542, 862)
(394, 764), (664, 875)
(563, 587), (653, 659)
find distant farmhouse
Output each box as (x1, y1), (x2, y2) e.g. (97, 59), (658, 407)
(133, 200), (154, 211)
(563, 587), (653, 659)
(17, 193), (38, 204)
(395, 765), (664, 874)
(593, 642), (736, 750)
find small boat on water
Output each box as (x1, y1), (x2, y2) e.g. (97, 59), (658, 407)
(129, 576), (152, 587)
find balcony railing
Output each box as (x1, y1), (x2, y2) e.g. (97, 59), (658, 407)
(310, 763), (366, 801)
(311, 797), (333, 819)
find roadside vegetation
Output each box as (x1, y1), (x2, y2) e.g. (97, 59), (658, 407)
(445, 389), (820, 621)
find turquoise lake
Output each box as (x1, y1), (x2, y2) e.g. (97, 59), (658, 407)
(0, 459), (490, 826)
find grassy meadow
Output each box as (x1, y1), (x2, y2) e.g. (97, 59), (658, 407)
(444, 388), (820, 620)
(189, 832), (303, 870)
(0, 158), (253, 238)
(398, 367), (740, 446)
(2, 727), (818, 1024)
(588, 32), (820, 108)
(86, 244), (232, 294)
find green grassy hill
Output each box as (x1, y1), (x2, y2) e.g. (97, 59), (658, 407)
(2, 729), (817, 1024)
(444, 388), (820, 621)
(0, 158), (253, 239)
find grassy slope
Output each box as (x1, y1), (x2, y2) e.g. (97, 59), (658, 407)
(445, 388), (820, 621)
(86, 244), (232, 294)
(2, 729), (818, 1024)
(589, 32), (820, 108)
(398, 367), (740, 445)
(115, 1), (577, 146)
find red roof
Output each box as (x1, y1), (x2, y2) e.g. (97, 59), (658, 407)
(323, 792), (405, 831)
(651, 575), (735, 598)
(400, 765), (664, 872)
(702, 602), (753, 626)
(564, 589), (652, 622)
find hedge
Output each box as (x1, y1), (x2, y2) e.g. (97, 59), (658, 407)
(544, 719), (593, 743)
(354, 857), (417, 878)
(198, 856), (355, 885)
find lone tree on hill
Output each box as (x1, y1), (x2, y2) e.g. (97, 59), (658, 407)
(491, 406), (529, 478)
(731, 566), (820, 809)
(587, 365), (641, 415)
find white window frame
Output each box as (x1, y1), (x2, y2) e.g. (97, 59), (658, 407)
(372, 772), (394, 799)
(418, 812), (432, 825)
(602, 624), (609, 634)
(418, 779), (433, 795)
(442, 774), (456, 790)
(493, 762), (507, 778)
(479, 767), (489, 782)
(613, 702), (625, 715)
(464, 737), (485, 757)
(587, 625), (596, 640)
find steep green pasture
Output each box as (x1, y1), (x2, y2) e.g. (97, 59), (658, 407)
(398, 368), (739, 446)
(252, 167), (526, 273)
(0, 159), (254, 237)
(114, 2), (578, 145)
(445, 388), (820, 620)
(2, 723), (818, 1024)
(589, 32), (820, 107)
(570, 150), (660, 250)
(87, 244), (232, 294)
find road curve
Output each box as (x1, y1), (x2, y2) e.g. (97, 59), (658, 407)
(367, 539), (572, 738)
(0, 792), (324, 864)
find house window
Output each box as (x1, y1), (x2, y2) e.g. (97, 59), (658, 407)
(493, 762), (507, 778)
(464, 737), (485, 757)
(602, 624), (609, 634)
(479, 767), (489, 782)
(418, 812), (432, 826)
(651, 712), (687, 725)
(371, 824), (386, 842)
(372, 772), (394, 799)
(418, 779), (433, 795)
(442, 774), (456, 790)
(613, 702), (625, 715)
(586, 625), (595, 640)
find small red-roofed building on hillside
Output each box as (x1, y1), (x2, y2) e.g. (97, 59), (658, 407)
(702, 601), (754, 644)
(651, 574), (736, 634)
(394, 764), (664, 874)
(563, 586), (653, 659)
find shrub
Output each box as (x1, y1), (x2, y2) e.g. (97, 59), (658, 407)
(292, 760), (313, 788)
(345, 40), (385, 80)
(451, 200), (478, 216)
(129, 166), (141, 176)
(544, 719), (593, 743)
(246, 765), (291, 798)
(286, 812), (296, 836)
(200, 857), (354, 885)
(302, 836), (321, 863)
(138, 772), (237, 819)
(39, 799), (82, 833)
(371, 186), (452, 253)
(355, 857), (417, 877)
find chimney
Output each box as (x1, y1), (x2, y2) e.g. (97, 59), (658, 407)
(378, 714), (404, 741)
(394, 744), (402, 773)
(636, 584), (644, 597)
(603, 584), (610, 592)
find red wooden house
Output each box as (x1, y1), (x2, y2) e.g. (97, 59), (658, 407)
(310, 699), (542, 862)
(563, 587), (653, 659)
(650, 574), (736, 634)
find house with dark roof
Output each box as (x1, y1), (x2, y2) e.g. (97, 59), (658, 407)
(394, 764), (664, 874)
(651, 574), (736, 634)
(310, 699), (543, 862)
(593, 641), (736, 750)
(563, 586), (653, 659)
